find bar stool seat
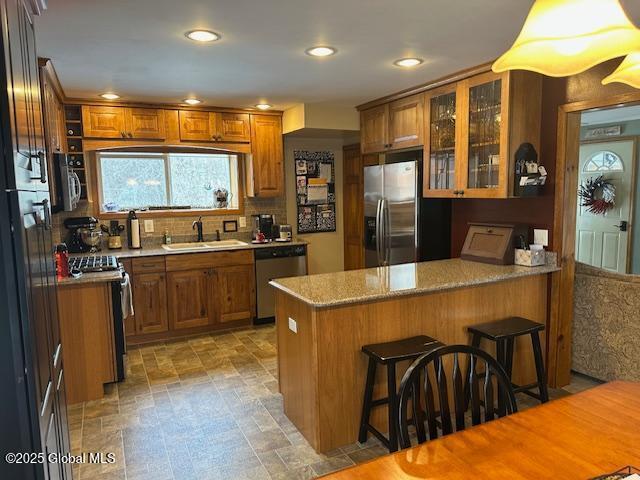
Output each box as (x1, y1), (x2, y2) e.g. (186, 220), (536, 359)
(359, 335), (444, 452)
(468, 317), (548, 403)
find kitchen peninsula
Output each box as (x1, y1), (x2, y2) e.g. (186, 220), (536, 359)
(270, 258), (559, 452)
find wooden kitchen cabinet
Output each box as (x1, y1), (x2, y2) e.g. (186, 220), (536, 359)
(360, 105), (388, 154)
(360, 95), (424, 154)
(83, 105), (165, 139)
(125, 108), (166, 139)
(217, 113), (251, 142)
(343, 144), (365, 270)
(39, 58), (67, 210)
(167, 269), (213, 330)
(82, 106), (127, 138)
(388, 94), (424, 150)
(125, 250), (255, 344)
(247, 114), (284, 197)
(425, 70), (541, 199)
(424, 83), (460, 197)
(178, 110), (251, 142)
(215, 265), (256, 323)
(358, 68), (541, 198)
(178, 110), (212, 141)
(40, 60), (65, 154)
(132, 272), (168, 334)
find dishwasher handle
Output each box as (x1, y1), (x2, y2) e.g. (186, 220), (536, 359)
(254, 245), (307, 260)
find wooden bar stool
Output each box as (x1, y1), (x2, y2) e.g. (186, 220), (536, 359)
(358, 335), (444, 452)
(467, 317), (549, 403)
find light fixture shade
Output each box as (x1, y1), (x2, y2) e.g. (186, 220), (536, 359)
(492, 0), (640, 77)
(602, 52), (640, 87)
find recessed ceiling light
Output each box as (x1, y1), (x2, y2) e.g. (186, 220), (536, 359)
(393, 58), (424, 68)
(255, 104), (272, 110)
(185, 30), (221, 43)
(183, 98), (202, 105)
(100, 93), (120, 100)
(305, 46), (337, 57)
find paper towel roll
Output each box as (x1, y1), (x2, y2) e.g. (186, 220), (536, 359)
(130, 219), (141, 248)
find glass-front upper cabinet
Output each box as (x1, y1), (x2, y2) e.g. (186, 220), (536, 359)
(462, 71), (509, 197)
(424, 84), (458, 197)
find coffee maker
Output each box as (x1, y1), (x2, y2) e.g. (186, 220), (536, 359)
(252, 214), (276, 241)
(64, 216), (102, 253)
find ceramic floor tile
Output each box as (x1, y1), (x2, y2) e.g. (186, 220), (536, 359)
(68, 325), (594, 480)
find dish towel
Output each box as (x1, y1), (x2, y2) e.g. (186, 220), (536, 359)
(121, 273), (134, 319)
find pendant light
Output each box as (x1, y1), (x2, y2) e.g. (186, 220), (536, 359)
(602, 53), (640, 88)
(492, 0), (640, 77)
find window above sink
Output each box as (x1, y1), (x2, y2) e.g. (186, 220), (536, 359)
(96, 151), (241, 217)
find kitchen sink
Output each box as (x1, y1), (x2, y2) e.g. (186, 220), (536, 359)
(161, 240), (248, 251)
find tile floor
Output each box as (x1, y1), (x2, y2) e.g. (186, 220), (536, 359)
(67, 325), (600, 480)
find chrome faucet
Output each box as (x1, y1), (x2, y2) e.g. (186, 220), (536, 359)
(192, 216), (204, 242)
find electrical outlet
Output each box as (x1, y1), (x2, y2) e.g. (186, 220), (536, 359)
(288, 317), (297, 333)
(238, 216), (247, 228)
(533, 229), (549, 247)
(144, 219), (154, 233)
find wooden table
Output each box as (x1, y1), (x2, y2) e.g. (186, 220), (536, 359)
(322, 382), (640, 479)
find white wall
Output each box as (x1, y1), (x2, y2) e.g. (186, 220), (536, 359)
(284, 137), (345, 274)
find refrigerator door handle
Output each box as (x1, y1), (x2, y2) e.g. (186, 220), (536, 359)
(383, 199), (391, 265)
(375, 199), (383, 266)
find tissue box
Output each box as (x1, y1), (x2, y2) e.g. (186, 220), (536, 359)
(514, 248), (546, 267)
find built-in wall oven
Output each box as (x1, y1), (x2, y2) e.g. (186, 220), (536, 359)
(54, 152), (81, 212)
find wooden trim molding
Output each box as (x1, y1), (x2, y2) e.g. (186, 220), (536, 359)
(85, 147), (247, 219)
(549, 91), (640, 387)
(356, 61), (494, 111)
(38, 57), (66, 101)
(67, 98), (283, 116)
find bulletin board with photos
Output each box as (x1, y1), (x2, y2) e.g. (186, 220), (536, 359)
(294, 150), (336, 234)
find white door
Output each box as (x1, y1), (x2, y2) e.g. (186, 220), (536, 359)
(576, 140), (635, 273)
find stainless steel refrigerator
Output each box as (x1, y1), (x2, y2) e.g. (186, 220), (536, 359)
(364, 152), (451, 268)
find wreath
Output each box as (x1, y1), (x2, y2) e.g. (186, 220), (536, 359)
(578, 175), (616, 215)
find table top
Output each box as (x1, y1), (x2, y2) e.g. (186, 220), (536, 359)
(322, 381), (640, 479)
(270, 256), (559, 308)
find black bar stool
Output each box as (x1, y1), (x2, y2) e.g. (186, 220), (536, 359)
(358, 335), (444, 452)
(467, 317), (549, 403)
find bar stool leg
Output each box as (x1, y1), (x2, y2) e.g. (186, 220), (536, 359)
(531, 331), (549, 403)
(496, 339), (506, 416)
(387, 361), (398, 453)
(464, 332), (482, 411)
(358, 357), (377, 443)
(504, 337), (515, 381)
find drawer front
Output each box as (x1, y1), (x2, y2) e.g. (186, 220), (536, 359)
(132, 256), (166, 274)
(165, 250), (254, 271)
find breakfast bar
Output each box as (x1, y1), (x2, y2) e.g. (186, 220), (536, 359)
(270, 258), (560, 452)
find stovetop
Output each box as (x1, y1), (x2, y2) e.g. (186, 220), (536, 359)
(69, 255), (119, 273)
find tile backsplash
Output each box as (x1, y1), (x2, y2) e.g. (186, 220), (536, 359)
(52, 196), (287, 248)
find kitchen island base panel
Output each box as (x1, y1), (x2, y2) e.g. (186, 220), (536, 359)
(276, 273), (548, 452)
(58, 283), (117, 404)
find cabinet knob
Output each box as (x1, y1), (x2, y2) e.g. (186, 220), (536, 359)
(128, 132), (133, 138)
(121, 131), (126, 138)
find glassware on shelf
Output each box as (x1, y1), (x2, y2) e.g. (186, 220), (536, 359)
(429, 91), (456, 190)
(468, 79), (502, 189)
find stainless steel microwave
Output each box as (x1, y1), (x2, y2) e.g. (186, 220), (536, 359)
(54, 153), (81, 212)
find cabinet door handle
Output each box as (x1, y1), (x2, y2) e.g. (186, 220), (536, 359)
(34, 199), (51, 230)
(128, 132), (133, 138)
(121, 131), (126, 138)
(30, 151), (46, 183)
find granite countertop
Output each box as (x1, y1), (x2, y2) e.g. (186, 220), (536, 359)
(64, 238), (308, 260)
(269, 257), (560, 308)
(57, 269), (123, 286)
(112, 238), (308, 259)
(57, 238), (308, 286)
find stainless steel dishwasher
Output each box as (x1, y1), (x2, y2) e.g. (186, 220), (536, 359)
(255, 244), (307, 323)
